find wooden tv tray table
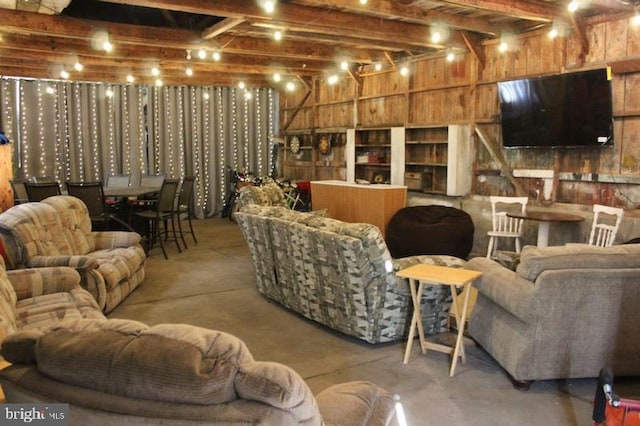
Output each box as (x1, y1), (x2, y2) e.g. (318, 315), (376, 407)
(396, 263), (482, 377)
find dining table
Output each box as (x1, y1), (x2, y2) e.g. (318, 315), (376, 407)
(102, 186), (162, 198)
(507, 209), (585, 247)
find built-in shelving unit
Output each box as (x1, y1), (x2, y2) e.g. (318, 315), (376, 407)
(403, 124), (472, 196)
(346, 127), (405, 185)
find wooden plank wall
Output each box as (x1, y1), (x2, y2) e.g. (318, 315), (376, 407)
(279, 15), (640, 208)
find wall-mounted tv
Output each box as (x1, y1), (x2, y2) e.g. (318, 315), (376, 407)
(497, 68), (613, 148)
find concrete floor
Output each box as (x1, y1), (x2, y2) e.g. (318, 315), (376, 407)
(108, 218), (640, 426)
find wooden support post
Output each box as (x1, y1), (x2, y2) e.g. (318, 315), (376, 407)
(474, 125), (527, 197)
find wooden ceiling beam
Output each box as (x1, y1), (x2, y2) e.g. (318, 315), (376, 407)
(0, 33), (332, 73)
(98, 0), (464, 50)
(434, 0), (559, 22)
(290, 0), (499, 35)
(202, 17), (245, 40)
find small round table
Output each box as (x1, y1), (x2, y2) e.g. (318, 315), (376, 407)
(507, 210), (585, 247)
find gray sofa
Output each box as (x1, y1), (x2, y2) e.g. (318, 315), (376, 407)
(0, 318), (396, 425)
(467, 243), (640, 385)
(235, 204), (467, 344)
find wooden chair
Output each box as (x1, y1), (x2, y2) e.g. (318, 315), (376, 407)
(24, 182), (61, 202)
(486, 196), (528, 259)
(133, 179), (181, 259)
(173, 176), (197, 248)
(588, 204), (624, 247)
(66, 181), (134, 232)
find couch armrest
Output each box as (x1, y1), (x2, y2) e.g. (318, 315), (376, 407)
(7, 267), (81, 300)
(466, 257), (538, 324)
(316, 381), (396, 426)
(27, 255), (98, 271)
(92, 231), (142, 250)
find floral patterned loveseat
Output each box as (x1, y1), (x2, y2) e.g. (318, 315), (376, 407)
(235, 205), (466, 344)
(0, 196), (146, 313)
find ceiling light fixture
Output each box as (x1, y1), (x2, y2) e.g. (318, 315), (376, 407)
(198, 49), (206, 60)
(261, 0), (276, 14)
(286, 81), (296, 91)
(212, 51), (221, 61)
(328, 74), (339, 85)
(498, 41), (509, 52)
(60, 69), (69, 79)
(102, 40), (113, 52)
(446, 52), (455, 62)
(74, 62), (83, 72)
(274, 30), (282, 41)
(238, 81), (246, 89)
(273, 73), (281, 82)
(155, 78), (163, 87)
(568, 1), (580, 13)
(186, 49), (192, 60)
(151, 67), (160, 76)
(548, 28), (559, 39)
(374, 63), (382, 71)
(360, 0), (368, 4)
(185, 68), (193, 76)
(340, 61), (349, 70)
(126, 75), (135, 83)
(400, 66), (409, 76)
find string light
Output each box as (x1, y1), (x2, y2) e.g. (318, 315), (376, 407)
(217, 87), (226, 207)
(231, 88), (239, 170)
(176, 87), (186, 177)
(268, 88), (275, 177)
(90, 84), (101, 180)
(74, 83), (84, 179)
(36, 81), (46, 177)
(165, 87), (175, 177)
(190, 86), (203, 213)
(201, 87), (211, 212)
(243, 88), (250, 171)
(107, 84), (116, 176)
(122, 84), (132, 175)
(137, 85), (146, 176)
(19, 82), (29, 177)
(153, 86), (161, 174)
(256, 89), (263, 176)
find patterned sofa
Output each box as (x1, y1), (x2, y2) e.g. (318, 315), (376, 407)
(0, 318), (396, 425)
(0, 196), (146, 313)
(235, 181), (287, 211)
(235, 205), (466, 344)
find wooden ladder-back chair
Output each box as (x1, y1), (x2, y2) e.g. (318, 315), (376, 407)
(589, 204), (624, 247)
(486, 196), (529, 259)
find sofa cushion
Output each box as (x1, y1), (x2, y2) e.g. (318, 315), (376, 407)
(516, 243), (640, 282)
(15, 288), (103, 332)
(42, 196), (95, 254)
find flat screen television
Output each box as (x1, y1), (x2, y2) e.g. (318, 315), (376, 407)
(497, 68), (613, 148)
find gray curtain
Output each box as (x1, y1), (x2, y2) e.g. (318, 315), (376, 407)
(0, 78), (278, 217)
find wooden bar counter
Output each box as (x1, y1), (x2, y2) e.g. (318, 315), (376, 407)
(310, 180), (407, 238)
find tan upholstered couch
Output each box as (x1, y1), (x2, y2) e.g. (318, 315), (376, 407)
(467, 243), (640, 385)
(0, 318), (396, 425)
(0, 196), (146, 313)
(0, 258), (104, 344)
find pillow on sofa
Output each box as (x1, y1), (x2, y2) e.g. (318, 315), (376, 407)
(517, 243), (640, 282)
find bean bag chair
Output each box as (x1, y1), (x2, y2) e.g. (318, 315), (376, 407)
(386, 205), (474, 259)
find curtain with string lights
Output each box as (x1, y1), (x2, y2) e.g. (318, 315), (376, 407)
(0, 78), (277, 217)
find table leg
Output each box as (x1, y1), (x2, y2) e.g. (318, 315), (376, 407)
(537, 222), (550, 247)
(403, 278), (425, 364)
(449, 283), (472, 377)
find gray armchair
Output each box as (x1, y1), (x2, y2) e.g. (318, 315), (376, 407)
(466, 243), (640, 388)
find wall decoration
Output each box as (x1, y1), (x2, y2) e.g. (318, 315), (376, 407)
(319, 134), (331, 155)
